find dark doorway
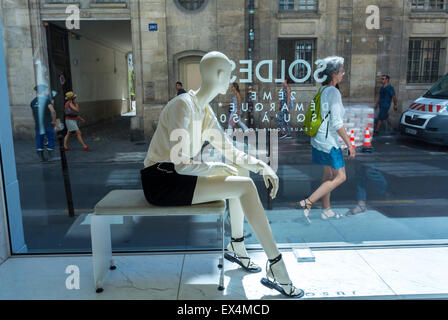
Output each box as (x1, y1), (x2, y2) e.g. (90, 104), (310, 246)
(45, 22), (72, 119)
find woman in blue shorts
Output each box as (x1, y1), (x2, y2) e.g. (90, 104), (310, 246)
(298, 56), (356, 223)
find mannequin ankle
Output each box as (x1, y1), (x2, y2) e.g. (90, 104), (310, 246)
(268, 253), (282, 264)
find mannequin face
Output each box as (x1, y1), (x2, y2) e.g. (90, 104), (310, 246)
(197, 52), (233, 104)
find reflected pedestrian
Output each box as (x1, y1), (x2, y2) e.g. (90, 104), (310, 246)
(277, 78), (292, 139)
(63, 91), (90, 151)
(346, 162), (389, 216)
(176, 81), (187, 96)
(30, 84), (59, 162)
(225, 83), (249, 133)
(298, 56), (355, 223)
(375, 75), (398, 134)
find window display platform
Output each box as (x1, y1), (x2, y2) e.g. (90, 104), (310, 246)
(1, 246), (447, 299)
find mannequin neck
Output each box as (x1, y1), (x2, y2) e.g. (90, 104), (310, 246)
(194, 84), (218, 108)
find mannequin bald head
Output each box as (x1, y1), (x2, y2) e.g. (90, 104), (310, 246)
(199, 51), (232, 95)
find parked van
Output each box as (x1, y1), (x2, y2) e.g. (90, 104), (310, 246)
(400, 74), (448, 146)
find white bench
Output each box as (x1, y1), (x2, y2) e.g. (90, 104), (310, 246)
(90, 189), (227, 293)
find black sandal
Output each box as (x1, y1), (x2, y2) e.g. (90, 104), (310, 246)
(260, 254), (305, 298)
(224, 237), (261, 273)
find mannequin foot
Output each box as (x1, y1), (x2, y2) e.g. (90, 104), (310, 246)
(261, 254), (304, 298)
(225, 237), (261, 273)
(321, 208), (341, 220)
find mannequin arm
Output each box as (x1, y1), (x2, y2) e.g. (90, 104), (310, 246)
(203, 105), (279, 198)
(165, 101), (238, 177)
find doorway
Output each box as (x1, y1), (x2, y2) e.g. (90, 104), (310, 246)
(45, 22), (73, 119)
(178, 56), (202, 91)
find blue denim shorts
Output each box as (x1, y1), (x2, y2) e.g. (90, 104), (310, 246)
(312, 147), (345, 170)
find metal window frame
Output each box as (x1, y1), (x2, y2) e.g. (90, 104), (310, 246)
(407, 38), (446, 84)
(294, 38), (317, 84)
(279, 0), (318, 12)
(411, 0), (448, 11)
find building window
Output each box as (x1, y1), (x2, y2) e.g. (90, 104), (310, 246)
(176, 0), (205, 11)
(407, 39), (445, 84)
(278, 39), (316, 84)
(411, 0), (447, 11)
(279, 0), (317, 11)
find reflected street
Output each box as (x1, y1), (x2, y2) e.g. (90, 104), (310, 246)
(13, 117), (448, 252)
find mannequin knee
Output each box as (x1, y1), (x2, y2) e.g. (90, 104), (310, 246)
(237, 177), (257, 195)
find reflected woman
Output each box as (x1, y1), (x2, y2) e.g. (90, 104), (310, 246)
(298, 56), (356, 223)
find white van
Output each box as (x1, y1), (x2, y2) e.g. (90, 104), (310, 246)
(400, 74), (448, 146)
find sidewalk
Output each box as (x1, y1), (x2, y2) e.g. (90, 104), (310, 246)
(13, 116), (149, 165)
(1, 246), (447, 299)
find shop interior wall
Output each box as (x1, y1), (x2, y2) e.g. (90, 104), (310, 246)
(69, 35), (129, 127)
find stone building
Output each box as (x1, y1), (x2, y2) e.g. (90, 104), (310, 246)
(1, 0), (448, 139)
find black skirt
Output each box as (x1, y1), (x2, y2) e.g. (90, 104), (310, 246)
(140, 162), (198, 206)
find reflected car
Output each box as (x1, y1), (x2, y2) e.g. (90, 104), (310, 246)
(399, 74), (448, 146)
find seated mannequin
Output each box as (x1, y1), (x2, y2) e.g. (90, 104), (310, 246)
(141, 51), (303, 298)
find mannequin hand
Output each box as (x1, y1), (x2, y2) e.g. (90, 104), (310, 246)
(210, 163), (239, 176)
(258, 162), (279, 199)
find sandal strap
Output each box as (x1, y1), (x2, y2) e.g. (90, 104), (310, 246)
(268, 253), (282, 265)
(228, 251), (258, 269)
(229, 236), (245, 253)
(228, 238), (258, 269)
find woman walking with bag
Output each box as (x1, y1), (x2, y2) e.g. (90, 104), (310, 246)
(299, 56), (355, 223)
(63, 91), (90, 151)
(225, 83), (249, 132)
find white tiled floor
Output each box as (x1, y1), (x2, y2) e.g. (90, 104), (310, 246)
(1, 247), (448, 300)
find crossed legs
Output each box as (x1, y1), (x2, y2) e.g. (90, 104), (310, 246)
(191, 167), (302, 296)
(191, 172), (279, 259)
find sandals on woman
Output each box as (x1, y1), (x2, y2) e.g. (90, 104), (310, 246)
(260, 254), (304, 298)
(345, 204), (367, 216)
(224, 237), (261, 273)
(298, 198), (313, 224)
(321, 208), (341, 220)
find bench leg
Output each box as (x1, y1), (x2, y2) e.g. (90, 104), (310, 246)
(91, 215), (113, 293)
(218, 211), (226, 291)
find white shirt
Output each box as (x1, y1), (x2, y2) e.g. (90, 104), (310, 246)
(144, 90), (261, 176)
(310, 86), (345, 153)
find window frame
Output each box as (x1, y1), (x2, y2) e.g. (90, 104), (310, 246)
(174, 0), (208, 13)
(407, 38), (446, 84)
(279, 0), (318, 12)
(278, 38), (317, 85)
(411, 0), (448, 12)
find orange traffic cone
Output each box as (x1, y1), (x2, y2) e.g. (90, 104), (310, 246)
(362, 126), (373, 153)
(350, 130), (356, 149)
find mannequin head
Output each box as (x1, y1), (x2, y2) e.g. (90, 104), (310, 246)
(199, 51), (232, 96)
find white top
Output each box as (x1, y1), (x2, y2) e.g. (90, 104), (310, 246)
(144, 90), (261, 176)
(310, 86), (345, 153)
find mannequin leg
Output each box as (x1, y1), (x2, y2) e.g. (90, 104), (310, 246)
(192, 173), (302, 296)
(192, 175), (279, 259)
(227, 168), (251, 260)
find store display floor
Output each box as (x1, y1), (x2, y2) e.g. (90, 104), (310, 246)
(1, 246), (448, 300)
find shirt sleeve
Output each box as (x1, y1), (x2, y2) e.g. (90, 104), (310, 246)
(389, 86), (396, 97)
(202, 105), (262, 173)
(165, 101), (217, 177)
(327, 88), (344, 131)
